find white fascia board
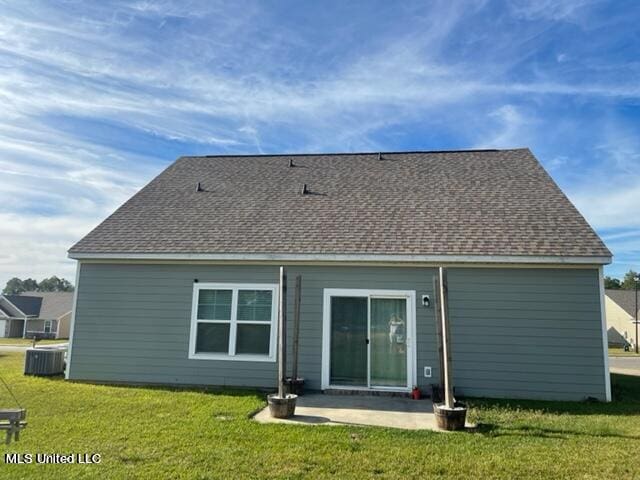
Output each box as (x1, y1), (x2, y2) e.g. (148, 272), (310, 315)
(56, 311), (73, 320)
(0, 296), (28, 317)
(68, 252), (612, 265)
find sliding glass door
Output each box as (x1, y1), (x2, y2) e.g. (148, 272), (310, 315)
(327, 292), (412, 390)
(370, 298), (408, 388)
(330, 297), (368, 386)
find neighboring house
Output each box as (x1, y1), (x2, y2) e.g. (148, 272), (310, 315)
(0, 291), (73, 339)
(605, 289), (639, 349)
(66, 149), (612, 401)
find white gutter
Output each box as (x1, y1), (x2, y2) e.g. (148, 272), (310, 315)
(68, 252), (612, 265)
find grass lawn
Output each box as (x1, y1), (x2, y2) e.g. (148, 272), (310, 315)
(0, 338), (68, 346)
(609, 347), (640, 357)
(0, 352), (638, 479)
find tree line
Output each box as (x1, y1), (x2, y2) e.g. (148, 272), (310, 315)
(604, 270), (639, 290)
(2, 276), (74, 295)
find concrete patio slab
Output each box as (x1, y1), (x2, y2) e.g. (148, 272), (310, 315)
(253, 393), (441, 430)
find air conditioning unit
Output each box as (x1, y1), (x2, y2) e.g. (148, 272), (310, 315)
(24, 348), (65, 376)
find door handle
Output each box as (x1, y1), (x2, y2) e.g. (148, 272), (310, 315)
(365, 338), (370, 345)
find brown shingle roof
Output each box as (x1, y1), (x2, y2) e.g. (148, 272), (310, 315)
(69, 149), (611, 259)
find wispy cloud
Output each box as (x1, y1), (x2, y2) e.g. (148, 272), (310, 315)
(508, 0), (598, 21)
(0, 0), (638, 284)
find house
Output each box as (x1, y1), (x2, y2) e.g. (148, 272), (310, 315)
(605, 289), (639, 349)
(0, 291), (73, 339)
(66, 149), (612, 401)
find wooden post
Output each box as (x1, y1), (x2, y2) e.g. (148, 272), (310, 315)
(438, 267), (454, 409)
(433, 275), (445, 395)
(277, 266), (287, 398)
(292, 275), (302, 382)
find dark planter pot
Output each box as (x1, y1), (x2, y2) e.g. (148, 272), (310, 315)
(431, 384), (458, 403)
(267, 394), (297, 418)
(285, 377), (305, 396)
(430, 384), (443, 403)
(433, 402), (467, 431)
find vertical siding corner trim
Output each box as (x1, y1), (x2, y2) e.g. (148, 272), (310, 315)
(65, 261), (81, 380)
(599, 266), (612, 402)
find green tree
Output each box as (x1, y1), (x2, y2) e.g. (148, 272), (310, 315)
(621, 270), (640, 290)
(3, 277), (25, 294)
(2, 276), (74, 295)
(38, 276), (74, 292)
(604, 276), (621, 289)
(2, 277), (38, 294)
(22, 278), (39, 292)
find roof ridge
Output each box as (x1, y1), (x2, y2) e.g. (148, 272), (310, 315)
(180, 148), (530, 159)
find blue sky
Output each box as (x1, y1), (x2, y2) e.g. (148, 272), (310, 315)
(0, 0), (638, 286)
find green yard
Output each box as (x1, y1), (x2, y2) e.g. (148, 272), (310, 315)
(609, 347), (640, 357)
(0, 338), (68, 346)
(0, 351), (638, 479)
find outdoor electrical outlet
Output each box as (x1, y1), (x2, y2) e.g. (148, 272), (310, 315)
(424, 366), (432, 378)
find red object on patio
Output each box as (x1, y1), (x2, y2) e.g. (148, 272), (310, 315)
(411, 386), (421, 400)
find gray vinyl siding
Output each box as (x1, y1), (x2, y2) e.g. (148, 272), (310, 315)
(26, 319), (57, 334)
(69, 263), (607, 401)
(8, 319), (24, 338)
(69, 263), (439, 391)
(447, 268), (606, 401)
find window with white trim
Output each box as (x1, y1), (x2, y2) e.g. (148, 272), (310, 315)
(44, 320), (52, 334)
(189, 283), (278, 361)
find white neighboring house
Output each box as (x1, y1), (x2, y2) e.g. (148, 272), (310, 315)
(0, 291), (73, 339)
(605, 289), (640, 349)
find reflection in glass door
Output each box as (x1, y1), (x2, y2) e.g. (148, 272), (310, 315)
(328, 294), (409, 390)
(370, 298), (407, 388)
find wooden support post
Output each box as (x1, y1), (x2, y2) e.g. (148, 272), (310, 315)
(433, 275), (445, 396)
(438, 267), (454, 409)
(277, 266), (287, 398)
(292, 275), (302, 382)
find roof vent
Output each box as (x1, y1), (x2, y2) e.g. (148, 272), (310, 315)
(301, 183), (308, 195)
(378, 152), (382, 161)
(196, 182), (203, 192)
(289, 159), (294, 168)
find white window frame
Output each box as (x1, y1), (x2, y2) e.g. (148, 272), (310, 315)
(44, 320), (52, 334)
(189, 282), (278, 362)
(321, 288), (417, 392)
